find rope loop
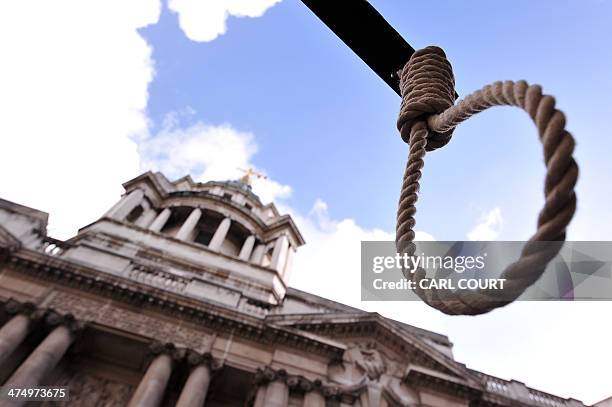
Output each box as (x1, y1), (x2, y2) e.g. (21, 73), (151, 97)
(397, 46), (457, 151)
(395, 46), (579, 315)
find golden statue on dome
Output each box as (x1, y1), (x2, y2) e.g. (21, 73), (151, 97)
(237, 167), (267, 185)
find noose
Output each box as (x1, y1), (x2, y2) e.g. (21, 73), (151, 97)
(395, 47), (579, 315)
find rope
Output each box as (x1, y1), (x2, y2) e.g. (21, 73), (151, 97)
(395, 46), (579, 315)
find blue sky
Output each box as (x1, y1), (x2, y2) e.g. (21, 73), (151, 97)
(1, 0), (611, 403)
(139, 0), (612, 241)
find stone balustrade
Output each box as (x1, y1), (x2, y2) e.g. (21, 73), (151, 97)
(475, 371), (585, 407)
(127, 265), (188, 293)
(41, 237), (70, 257)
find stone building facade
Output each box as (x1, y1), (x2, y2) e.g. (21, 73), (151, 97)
(0, 171), (593, 406)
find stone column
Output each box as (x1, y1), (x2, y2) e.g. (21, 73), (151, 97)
(105, 189), (145, 221)
(252, 386), (267, 407)
(239, 235), (256, 260)
(136, 203), (157, 228)
(0, 301), (35, 366)
(149, 208), (172, 232)
(254, 367), (289, 407)
(270, 235), (289, 271)
(0, 315), (30, 367)
(264, 380), (289, 407)
(251, 244), (265, 264)
(254, 368), (289, 407)
(176, 364), (210, 407)
(2, 313), (78, 391)
(176, 352), (219, 407)
(208, 217), (231, 251)
(282, 247), (295, 279)
(176, 208), (202, 241)
(304, 392), (326, 407)
(128, 343), (175, 407)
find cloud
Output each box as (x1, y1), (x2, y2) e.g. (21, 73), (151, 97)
(288, 198), (434, 301)
(167, 0), (282, 42)
(468, 207), (503, 240)
(138, 112), (291, 204)
(0, 0), (280, 240)
(0, 0), (161, 239)
(445, 301), (612, 405)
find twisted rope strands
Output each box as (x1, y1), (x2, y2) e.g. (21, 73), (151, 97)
(395, 47), (579, 315)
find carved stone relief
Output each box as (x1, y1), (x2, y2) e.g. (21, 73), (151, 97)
(46, 292), (211, 352)
(329, 341), (420, 407)
(345, 341), (404, 381)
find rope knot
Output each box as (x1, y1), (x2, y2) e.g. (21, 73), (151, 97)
(394, 46), (578, 315)
(396, 46), (457, 151)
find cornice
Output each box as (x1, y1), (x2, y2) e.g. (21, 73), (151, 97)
(2, 248), (344, 360)
(403, 364), (482, 400)
(265, 215), (306, 246)
(119, 172), (304, 246)
(0, 198), (49, 225)
(0, 224), (22, 261)
(72, 221), (286, 286)
(69, 224), (284, 292)
(122, 171), (169, 203)
(70, 224), (288, 307)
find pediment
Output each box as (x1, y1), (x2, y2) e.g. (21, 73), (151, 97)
(0, 224), (22, 251)
(265, 312), (482, 391)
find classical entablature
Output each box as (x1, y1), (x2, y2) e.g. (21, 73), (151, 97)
(114, 171), (303, 246)
(0, 173), (591, 407)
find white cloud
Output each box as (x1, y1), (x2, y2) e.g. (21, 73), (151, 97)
(0, 0), (161, 239)
(445, 301), (612, 405)
(168, 0), (282, 42)
(138, 113), (291, 204)
(288, 198), (434, 304)
(468, 207), (503, 240)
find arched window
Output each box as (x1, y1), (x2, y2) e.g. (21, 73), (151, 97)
(125, 205), (144, 223)
(261, 246), (274, 267)
(160, 207), (190, 235)
(193, 212), (223, 246)
(219, 221), (249, 257)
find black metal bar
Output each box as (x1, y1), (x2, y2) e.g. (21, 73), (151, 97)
(300, 0), (415, 96)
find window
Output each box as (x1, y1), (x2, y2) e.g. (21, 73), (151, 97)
(244, 203), (252, 211)
(193, 214), (223, 246)
(125, 205), (144, 223)
(219, 221), (249, 257)
(222, 193), (232, 201)
(160, 207), (190, 236)
(261, 246), (274, 267)
(194, 229), (215, 246)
